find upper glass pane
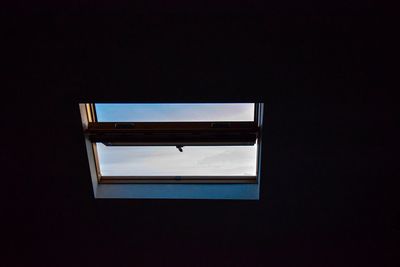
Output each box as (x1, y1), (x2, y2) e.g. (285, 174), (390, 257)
(95, 103), (255, 122)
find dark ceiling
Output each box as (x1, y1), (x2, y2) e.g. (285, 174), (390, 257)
(3, 10), (398, 267)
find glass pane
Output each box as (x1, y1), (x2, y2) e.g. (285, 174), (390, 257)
(96, 143), (257, 176)
(95, 103), (255, 122)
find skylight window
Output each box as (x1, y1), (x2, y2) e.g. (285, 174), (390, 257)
(79, 103), (264, 199)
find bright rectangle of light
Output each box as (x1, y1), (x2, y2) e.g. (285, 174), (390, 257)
(95, 103), (255, 122)
(96, 143), (257, 176)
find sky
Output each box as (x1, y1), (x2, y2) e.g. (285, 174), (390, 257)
(95, 103), (254, 122)
(95, 104), (257, 176)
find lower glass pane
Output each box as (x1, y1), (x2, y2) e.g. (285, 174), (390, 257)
(96, 143), (257, 176)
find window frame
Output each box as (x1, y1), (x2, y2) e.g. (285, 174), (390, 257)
(80, 103), (264, 185)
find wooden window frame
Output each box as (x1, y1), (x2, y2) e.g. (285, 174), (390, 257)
(80, 103), (264, 184)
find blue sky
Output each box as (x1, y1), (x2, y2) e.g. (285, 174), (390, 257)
(95, 104), (257, 176)
(95, 103), (254, 122)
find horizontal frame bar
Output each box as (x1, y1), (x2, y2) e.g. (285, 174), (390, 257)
(85, 122), (259, 146)
(100, 176), (257, 184)
(86, 121), (258, 131)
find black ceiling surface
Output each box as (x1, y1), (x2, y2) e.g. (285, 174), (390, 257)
(2, 13), (398, 266)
